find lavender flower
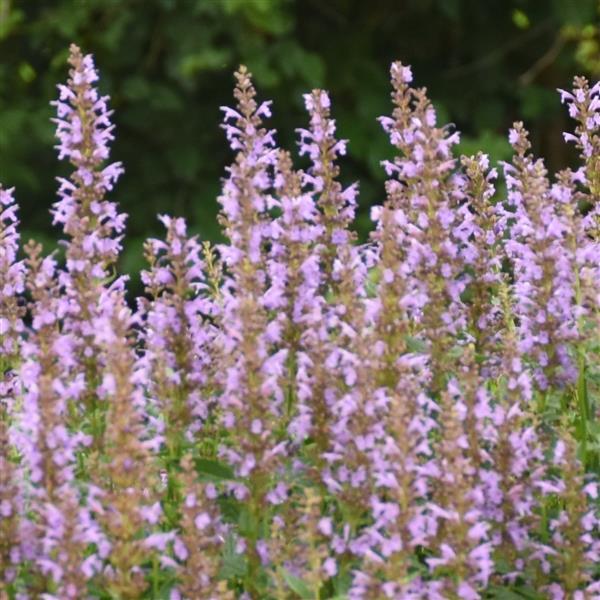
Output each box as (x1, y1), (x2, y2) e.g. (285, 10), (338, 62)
(268, 488), (334, 597)
(460, 153), (504, 374)
(297, 89), (358, 285)
(0, 185), (25, 589)
(267, 149), (324, 435)
(51, 44), (127, 450)
(216, 65), (288, 591)
(542, 429), (599, 596)
(171, 455), (232, 599)
(93, 289), (158, 598)
(502, 122), (578, 389)
(0, 186), (25, 371)
(484, 278), (546, 581)
(289, 91), (358, 464)
(139, 215), (218, 477)
(559, 77), (600, 197)
(379, 62), (472, 393)
(18, 241), (99, 598)
(426, 383), (494, 598)
(361, 175), (437, 594)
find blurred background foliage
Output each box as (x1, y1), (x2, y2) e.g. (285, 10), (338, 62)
(2, 0), (600, 287)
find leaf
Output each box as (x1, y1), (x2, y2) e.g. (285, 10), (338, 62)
(0, 4), (24, 40)
(154, 580), (180, 600)
(178, 48), (232, 77)
(217, 496), (241, 523)
(364, 267), (380, 297)
(512, 9), (530, 30)
(457, 130), (512, 165)
(280, 567), (313, 599)
(552, 0), (596, 26)
(219, 534), (247, 580)
(237, 505), (262, 538)
(405, 335), (428, 354)
(487, 585), (546, 599)
(18, 62), (36, 83)
(195, 458), (235, 481)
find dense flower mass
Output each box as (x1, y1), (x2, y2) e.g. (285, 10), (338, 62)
(0, 45), (598, 599)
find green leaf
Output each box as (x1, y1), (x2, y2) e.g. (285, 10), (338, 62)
(217, 495), (241, 523)
(179, 48), (232, 77)
(0, 3), (24, 40)
(195, 458), (235, 481)
(365, 267), (380, 297)
(552, 0), (596, 26)
(153, 580), (180, 600)
(519, 86), (558, 121)
(487, 585), (546, 599)
(405, 335), (428, 354)
(512, 9), (530, 30)
(18, 62), (36, 83)
(219, 534), (247, 580)
(456, 130), (512, 165)
(237, 505), (261, 538)
(280, 567), (313, 599)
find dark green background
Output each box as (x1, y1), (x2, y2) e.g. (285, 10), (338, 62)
(1, 0), (599, 285)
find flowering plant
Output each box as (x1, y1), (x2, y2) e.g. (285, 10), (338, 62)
(0, 44), (598, 599)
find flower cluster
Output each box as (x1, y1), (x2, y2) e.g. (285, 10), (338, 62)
(0, 46), (598, 599)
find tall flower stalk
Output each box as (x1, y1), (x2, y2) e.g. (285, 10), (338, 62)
(0, 185), (25, 594)
(297, 89), (358, 287)
(291, 90), (358, 467)
(460, 153), (504, 374)
(140, 215), (218, 515)
(559, 78), (600, 467)
(51, 44), (126, 452)
(502, 122), (578, 391)
(93, 289), (158, 599)
(216, 65), (287, 595)
(18, 241), (98, 598)
(379, 62), (471, 395)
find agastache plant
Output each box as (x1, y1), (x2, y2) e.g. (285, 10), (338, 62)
(297, 89), (358, 285)
(485, 279), (544, 582)
(460, 153), (504, 373)
(267, 148), (322, 432)
(543, 430), (600, 597)
(290, 90), (357, 465)
(216, 65), (288, 594)
(140, 216), (218, 504)
(171, 454), (232, 599)
(18, 241), (97, 598)
(0, 46), (598, 599)
(0, 186), (25, 593)
(93, 289), (158, 599)
(0, 186), (24, 378)
(557, 80), (600, 466)
(355, 157), (434, 597)
(379, 62), (471, 394)
(502, 122), (578, 391)
(51, 44), (126, 452)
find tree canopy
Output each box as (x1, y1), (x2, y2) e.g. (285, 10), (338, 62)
(1, 0), (599, 280)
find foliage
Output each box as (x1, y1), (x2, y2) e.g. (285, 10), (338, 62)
(1, 0), (600, 290)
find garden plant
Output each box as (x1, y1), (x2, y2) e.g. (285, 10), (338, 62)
(0, 44), (599, 599)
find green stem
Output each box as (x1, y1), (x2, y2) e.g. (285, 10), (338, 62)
(573, 259), (591, 468)
(576, 349), (588, 466)
(151, 554), (159, 597)
(285, 348), (297, 422)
